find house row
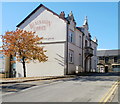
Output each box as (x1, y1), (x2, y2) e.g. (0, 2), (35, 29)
(97, 49), (120, 72)
(4, 4), (98, 77)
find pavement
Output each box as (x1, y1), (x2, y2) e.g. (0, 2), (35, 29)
(0, 75), (76, 84)
(1, 72), (120, 103)
(1, 72), (117, 84)
(1, 72), (97, 85)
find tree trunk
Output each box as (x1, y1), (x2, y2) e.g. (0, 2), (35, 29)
(9, 55), (13, 78)
(22, 56), (26, 77)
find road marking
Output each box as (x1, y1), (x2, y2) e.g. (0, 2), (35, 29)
(99, 81), (118, 104)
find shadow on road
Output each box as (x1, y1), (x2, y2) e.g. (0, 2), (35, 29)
(61, 72), (120, 82)
(1, 84), (36, 93)
(1, 72), (119, 93)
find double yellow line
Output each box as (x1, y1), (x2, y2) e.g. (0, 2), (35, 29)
(99, 81), (119, 104)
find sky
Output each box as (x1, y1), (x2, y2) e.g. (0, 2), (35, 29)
(0, 2), (118, 50)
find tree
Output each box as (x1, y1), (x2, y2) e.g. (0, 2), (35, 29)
(0, 29), (48, 77)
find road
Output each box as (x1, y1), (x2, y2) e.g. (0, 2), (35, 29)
(112, 81), (119, 103)
(2, 72), (119, 102)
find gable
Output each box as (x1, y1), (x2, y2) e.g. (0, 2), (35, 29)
(17, 4), (67, 28)
(17, 4), (67, 43)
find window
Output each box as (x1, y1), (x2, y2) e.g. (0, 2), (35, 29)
(69, 31), (74, 43)
(112, 65), (120, 68)
(114, 56), (118, 63)
(70, 33), (73, 43)
(94, 47), (96, 55)
(105, 57), (109, 63)
(99, 57), (104, 60)
(79, 54), (82, 65)
(69, 50), (74, 63)
(94, 60), (96, 69)
(85, 40), (88, 47)
(79, 36), (81, 48)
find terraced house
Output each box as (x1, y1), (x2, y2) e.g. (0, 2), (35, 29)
(5, 4), (98, 77)
(97, 49), (120, 72)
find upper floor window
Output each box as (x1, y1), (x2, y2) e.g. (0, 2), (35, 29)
(69, 31), (74, 43)
(94, 47), (96, 55)
(99, 56), (104, 60)
(85, 40), (88, 47)
(105, 57), (109, 63)
(114, 56), (118, 63)
(79, 36), (81, 48)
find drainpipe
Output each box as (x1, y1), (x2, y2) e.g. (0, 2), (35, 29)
(9, 55), (12, 78)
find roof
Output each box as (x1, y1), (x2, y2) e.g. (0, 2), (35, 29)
(76, 27), (84, 34)
(91, 40), (98, 45)
(97, 49), (120, 56)
(16, 4), (67, 27)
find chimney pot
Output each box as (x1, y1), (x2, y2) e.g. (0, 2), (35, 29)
(60, 11), (65, 19)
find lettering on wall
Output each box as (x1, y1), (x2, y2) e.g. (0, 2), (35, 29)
(29, 20), (51, 31)
(43, 37), (54, 40)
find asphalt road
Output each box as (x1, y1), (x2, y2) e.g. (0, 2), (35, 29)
(112, 82), (119, 103)
(2, 72), (119, 102)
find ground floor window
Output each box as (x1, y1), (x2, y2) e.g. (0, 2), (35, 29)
(69, 50), (74, 63)
(79, 54), (82, 66)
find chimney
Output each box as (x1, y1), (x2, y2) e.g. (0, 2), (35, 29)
(60, 11), (65, 19)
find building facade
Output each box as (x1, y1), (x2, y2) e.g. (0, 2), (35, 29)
(5, 4), (98, 77)
(0, 53), (5, 73)
(97, 49), (120, 72)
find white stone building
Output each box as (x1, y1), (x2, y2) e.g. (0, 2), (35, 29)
(5, 4), (98, 77)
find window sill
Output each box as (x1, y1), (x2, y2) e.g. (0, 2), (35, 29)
(69, 62), (74, 64)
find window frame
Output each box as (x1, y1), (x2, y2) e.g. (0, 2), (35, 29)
(69, 50), (74, 64)
(114, 56), (118, 63)
(79, 36), (81, 48)
(69, 30), (75, 43)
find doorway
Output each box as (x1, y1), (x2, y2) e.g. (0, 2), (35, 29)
(105, 66), (108, 73)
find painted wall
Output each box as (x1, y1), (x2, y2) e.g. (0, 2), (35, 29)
(16, 43), (65, 77)
(68, 24), (83, 74)
(19, 7), (67, 43)
(16, 6), (67, 77)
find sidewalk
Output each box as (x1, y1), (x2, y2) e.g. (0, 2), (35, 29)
(0, 72), (98, 84)
(0, 75), (76, 84)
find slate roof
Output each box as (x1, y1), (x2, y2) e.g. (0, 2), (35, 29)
(97, 49), (120, 56)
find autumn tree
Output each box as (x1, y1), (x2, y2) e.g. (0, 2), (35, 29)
(0, 29), (48, 77)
